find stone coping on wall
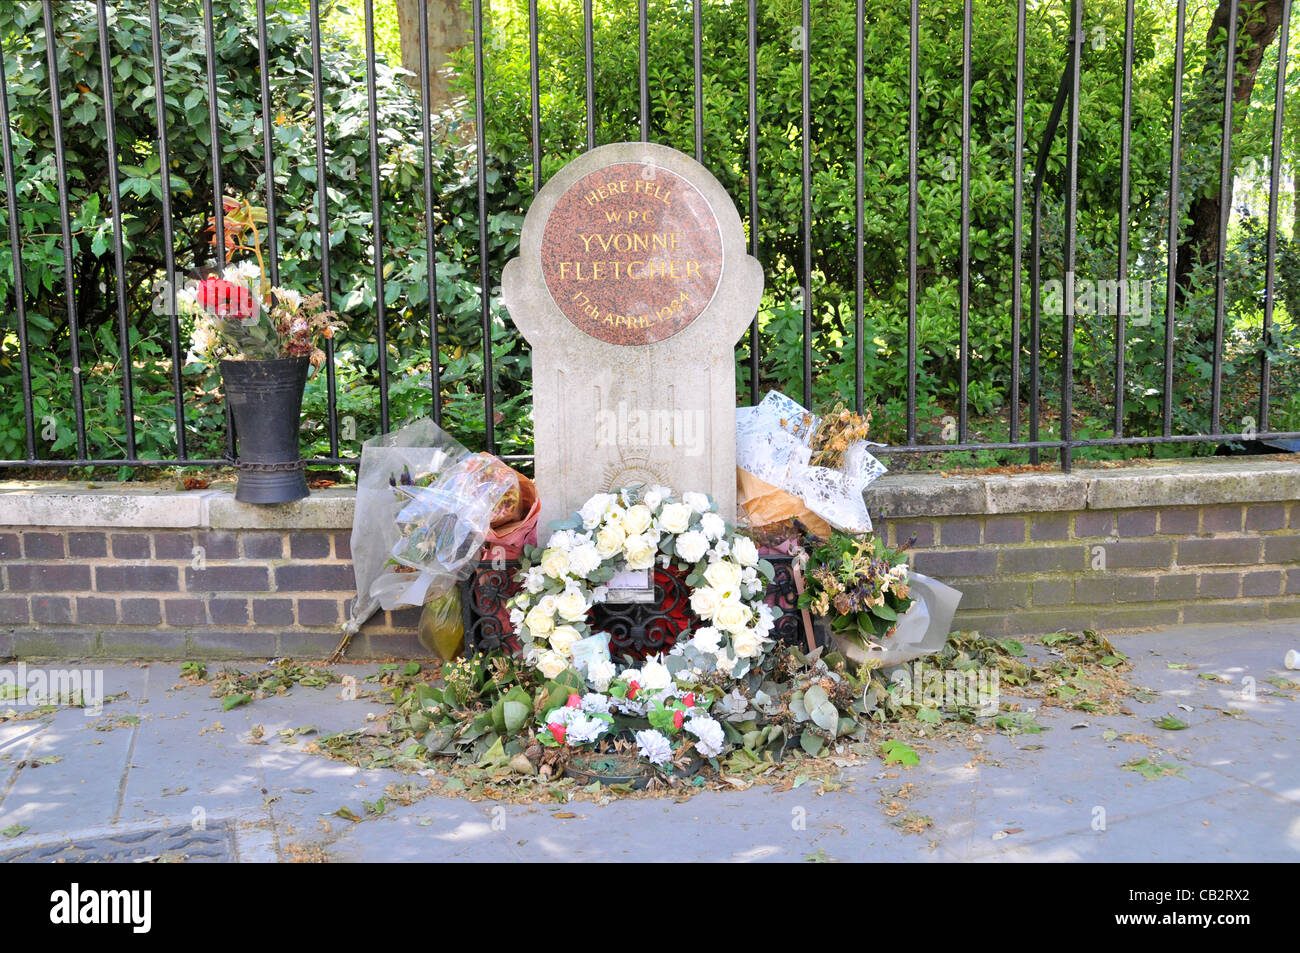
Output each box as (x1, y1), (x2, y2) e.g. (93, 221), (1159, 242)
(1, 457), (1297, 529)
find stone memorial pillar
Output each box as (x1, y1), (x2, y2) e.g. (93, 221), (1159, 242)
(503, 142), (763, 530)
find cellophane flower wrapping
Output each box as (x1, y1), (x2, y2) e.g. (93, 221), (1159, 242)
(736, 391), (887, 533)
(344, 418), (472, 635)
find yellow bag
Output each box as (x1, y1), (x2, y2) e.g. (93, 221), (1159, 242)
(417, 588), (465, 662)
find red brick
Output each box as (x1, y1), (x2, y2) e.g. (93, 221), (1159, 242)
(913, 549), (998, 578)
(274, 564), (356, 592)
(152, 532), (196, 560)
(253, 599), (295, 626)
(7, 564), (92, 591)
(1242, 571), (1282, 597)
(76, 597), (118, 624)
(1156, 574), (1198, 601)
(1157, 508), (1199, 535)
(1263, 535), (1300, 564)
(1197, 572), (1240, 599)
(333, 533), (352, 559)
(1032, 579), (1071, 605)
(164, 598), (207, 625)
(243, 533), (284, 559)
(296, 599), (340, 626)
(984, 516), (1026, 544)
(290, 533), (333, 559)
(110, 534), (153, 559)
(1202, 505), (1243, 534)
(31, 596), (72, 624)
(1177, 537), (1260, 567)
(938, 519), (981, 546)
(186, 566), (270, 592)
(97, 565), (180, 592)
(1001, 545), (1087, 574)
(1074, 576), (1115, 604)
(68, 531), (108, 557)
(209, 599), (250, 625)
(1116, 509), (1157, 538)
(889, 521), (935, 549)
(0, 597), (29, 624)
(195, 531), (239, 559)
(1030, 513), (1070, 541)
(1245, 504), (1286, 532)
(121, 598), (162, 625)
(1072, 511), (1113, 539)
(23, 532), (65, 558)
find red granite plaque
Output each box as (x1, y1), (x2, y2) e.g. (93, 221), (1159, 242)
(540, 161), (724, 346)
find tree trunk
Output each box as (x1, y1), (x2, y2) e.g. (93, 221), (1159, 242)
(395, 0), (472, 111)
(1174, 0), (1287, 302)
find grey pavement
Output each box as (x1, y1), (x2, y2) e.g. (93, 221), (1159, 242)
(1, 621), (1297, 862)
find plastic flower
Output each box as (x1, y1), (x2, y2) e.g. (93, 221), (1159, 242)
(586, 659), (616, 692)
(675, 530), (709, 564)
(635, 729), (673, 765)
(685, 715), (726, 757)
(640, 655), (673, 692)
(682, 491), (711, 513)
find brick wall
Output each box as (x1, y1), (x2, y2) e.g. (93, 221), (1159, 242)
(877, 502), (1300, 636)
(0, 524), (421, 659)
(2, 459), (1298, 657)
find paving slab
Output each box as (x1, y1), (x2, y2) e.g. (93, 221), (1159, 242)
(0, 624), (1296, 862)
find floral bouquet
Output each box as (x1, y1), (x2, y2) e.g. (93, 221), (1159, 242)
(799, 530), (914, 645)
(508, 485), (781, 683)
(180, 196), (341, 368)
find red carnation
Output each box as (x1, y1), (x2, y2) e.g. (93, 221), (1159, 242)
(673, 710), (684, 730)
(548, 723), (566, 744)
(627, 680), (641, 700)
(196, 276), (257, 320)
(566, 693), (582, 708)
(683, 693), (695, 708)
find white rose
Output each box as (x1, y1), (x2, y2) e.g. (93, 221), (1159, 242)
(715, 601), (753, 634)
(622, 503), (653, 535)
(703, 560), (742, 592)
(689, 586), (721, 621)
(623, 533), (657, 570)
(536, 651), (568, 680)
(675, 530), (709, 564)
(682, 491), (710, 514)
(731, 536), (760, 567)
(642, 485), (670, 511)
(538, 594), (558, 615)
(549, 624), (581, 655)
(524, 604), (555, 636)
(658, 502), (692, 535)
(595, 522), (626, 558)
(699, 512), (725, 541)
(555, 588), (590, 622)
(580, 493), (615, 529)
(540, 548), (570, 579)
(690, 626), (722, 654)
(732, 628), (762, 659)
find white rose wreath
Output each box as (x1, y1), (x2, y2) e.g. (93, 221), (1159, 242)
(507, 485), (781, 683)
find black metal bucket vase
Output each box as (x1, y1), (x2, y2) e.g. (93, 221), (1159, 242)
(220, 357), (310, 504)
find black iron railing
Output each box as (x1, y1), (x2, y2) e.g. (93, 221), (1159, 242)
(1, 0), (1298, 475)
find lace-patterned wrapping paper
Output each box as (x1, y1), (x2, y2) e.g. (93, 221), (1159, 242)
(736, 391), (886, 534)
